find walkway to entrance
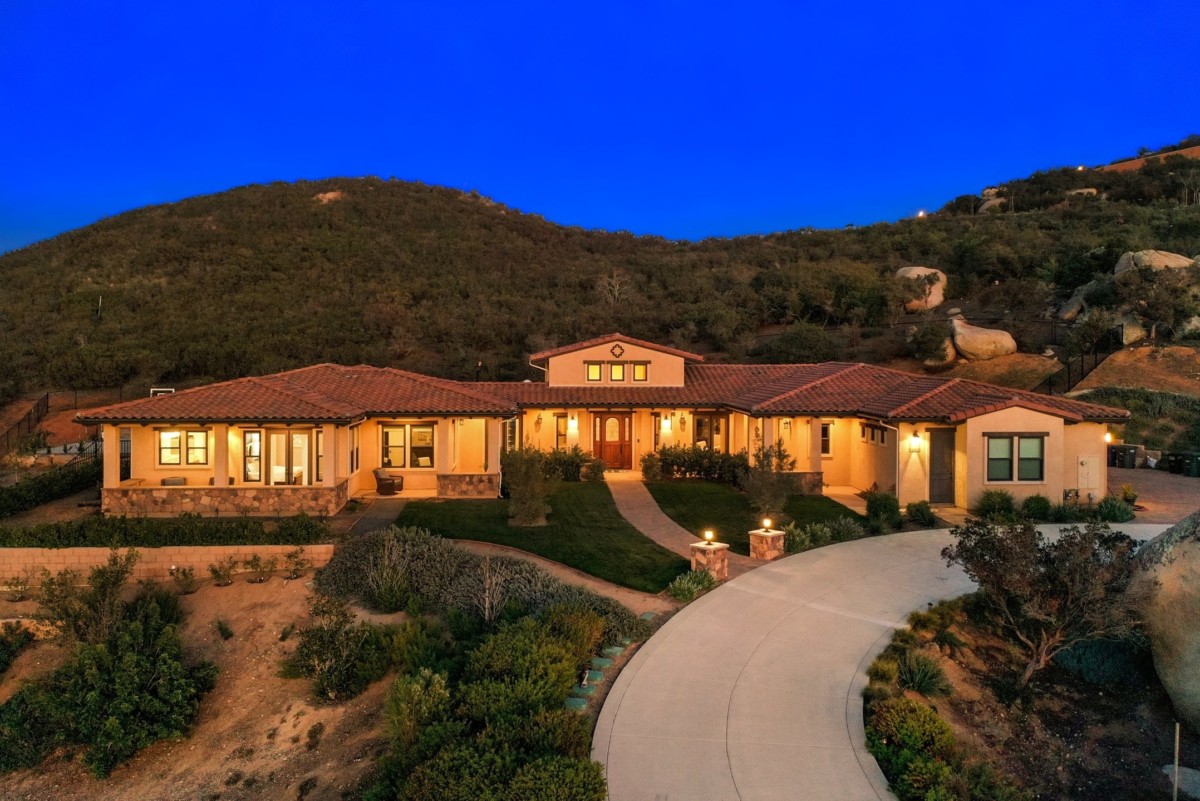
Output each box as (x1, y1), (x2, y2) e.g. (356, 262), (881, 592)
(593, 523), (1171, 800)
(604, 471), (757, 578)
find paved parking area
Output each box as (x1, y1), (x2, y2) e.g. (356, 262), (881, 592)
(1109, 467), (1200, 523)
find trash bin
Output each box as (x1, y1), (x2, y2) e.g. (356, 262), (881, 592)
(1121, 445), (1140, 468)
(1167, 453), (1186, 474)
(1183, 453), (1200, 478)
(1107, 444), (1120, 468)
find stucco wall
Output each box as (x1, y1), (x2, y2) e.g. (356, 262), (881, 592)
(850, 421), (897, 493)
(820, 418), (853, 486)
(546, 342), (686, 387)
(963, 407), (1078, 508)
(896, 422), (932, 504)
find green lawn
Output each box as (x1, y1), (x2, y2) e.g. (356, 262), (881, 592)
(645, 480), (864, 555)
(395, 482), (688, 594)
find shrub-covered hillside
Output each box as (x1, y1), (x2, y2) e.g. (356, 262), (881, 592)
(1, 139), (1198, 397)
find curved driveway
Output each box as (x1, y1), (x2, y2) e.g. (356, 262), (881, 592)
(593, 524), (1170, 800)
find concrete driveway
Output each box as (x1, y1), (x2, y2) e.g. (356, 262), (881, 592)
(593, 523), (1171, 801)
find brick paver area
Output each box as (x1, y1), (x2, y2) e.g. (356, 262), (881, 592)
(1110, 466), (1200, 524)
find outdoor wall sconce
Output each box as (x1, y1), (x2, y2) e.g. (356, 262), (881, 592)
(661, 415), (672, 433)
(703, 529), (715, 542)
(1104, 432), (1113, 443)
(908, 434), (923, 454)
(679, 416), (687, 432)
(567, 415), (578, 433)
(534, 414), (543, 432)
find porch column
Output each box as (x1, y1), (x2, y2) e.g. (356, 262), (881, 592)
(809, 418), (823, 472)
(322, 424), (336, 486)
(436, 418), (453, 474)
(101, 425), (120, 487)
(485, 418), (503, 472)
(761, 417), (776, 451)
(213, 424), (229, 486)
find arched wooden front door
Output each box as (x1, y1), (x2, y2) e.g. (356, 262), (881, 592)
(593, 412), (632, 470)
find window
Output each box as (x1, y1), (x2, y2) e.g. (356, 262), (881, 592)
(382, 426), (406, 468)
(381, 424), (436, 469)
(555, 414), (568, 450)
(158, 430), (208, 466)
(244, 430), (262, 482)
(610, 362), (626, 382)
(315, 429), (324, 482)
(652, 412), (661, 449)
(861, 423), (887, 447)
(632, 363), (648, 382)
(586, 362), (602, 382)
(986, 435), (1045, 482)
(820, 422), (832, 457)
(502, 418), (520, 452)
(693, 413), (727, 452)
(350, 426), (360, 472)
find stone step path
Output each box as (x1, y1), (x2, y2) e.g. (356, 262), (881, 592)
(604, 475), (757, 578)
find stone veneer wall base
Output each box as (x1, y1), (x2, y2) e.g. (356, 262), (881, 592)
(102, 480), (350, 517)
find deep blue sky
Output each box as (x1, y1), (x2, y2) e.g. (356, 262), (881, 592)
(1, 1), (1197, 254)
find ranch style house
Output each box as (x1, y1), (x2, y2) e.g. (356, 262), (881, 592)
(77, 333), (1129, 517)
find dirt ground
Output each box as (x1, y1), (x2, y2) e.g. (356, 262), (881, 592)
(929, 616), (1200, 800)
(885, 353), (1062, 390)
(0, 577), (391, 801)
(1075, 345), (1200, 397)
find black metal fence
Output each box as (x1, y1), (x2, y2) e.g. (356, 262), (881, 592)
(0, 393), (50, 460)
(1030, 327), (1123, 396)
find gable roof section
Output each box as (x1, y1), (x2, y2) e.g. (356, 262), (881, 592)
(529, 333), (705, 363)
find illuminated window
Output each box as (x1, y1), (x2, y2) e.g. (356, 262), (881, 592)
(159, 430), (208, 466)
(632, 363), (648, 382)
(610, 362), (625, 382)
(381, 424), (436, 469)
(586, 363), (602, 382)
(244, 430), (262, 481)
(820, 422), (832, 456)
(555, 414), (568, 450)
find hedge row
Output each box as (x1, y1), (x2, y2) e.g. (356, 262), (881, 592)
(640, 445), (750, 485)
(0, 512), (330, 548)
(0, 459), (101, 519)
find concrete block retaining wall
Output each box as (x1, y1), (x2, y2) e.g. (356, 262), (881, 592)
(0, 543), (334, 582)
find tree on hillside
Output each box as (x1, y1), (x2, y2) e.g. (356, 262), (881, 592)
(942, 520), (1145, 688)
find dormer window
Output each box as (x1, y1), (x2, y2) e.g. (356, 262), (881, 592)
(610, 363), (626, 382)
(586, 363), (602, 382)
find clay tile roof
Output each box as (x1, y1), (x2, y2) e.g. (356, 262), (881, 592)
(76, 364), (517, 424)
(529, 333), (705, 363)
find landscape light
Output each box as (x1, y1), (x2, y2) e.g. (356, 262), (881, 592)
(761, 518), (773, 530)
(703, 529), (715, 542)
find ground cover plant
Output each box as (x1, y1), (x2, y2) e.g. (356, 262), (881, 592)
(0, 511), (330, 548)
(396, 483), (685, 593)
(0, 622), (34, 677)
(0, 458), (100, 518)
(0, 549), (216, 777)
(864, 592), (1195, 800)
(645, 479), (864, 555)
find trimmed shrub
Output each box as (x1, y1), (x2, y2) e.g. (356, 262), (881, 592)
(1020, 494), (1052, 521)
(1096, 496), (1135, 523)
(545, 446), (590, 482)
(639, 452), (662, 481)
(865, 490), (902, 533)
(501, 447), (558, 526)
(0, 512), (329, 549)
(974, 489), (1017, 521)
(1048, 502), (1084, 523)
(580, 457), (606, 482)
(654, 445), (749, 484)
(666, 569), (719, 602)
(905, 500), (937, 528)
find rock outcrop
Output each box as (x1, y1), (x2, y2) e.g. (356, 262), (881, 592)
(1119, 314), (1148, 346)
(1114, 250), (1196, 280)
(1135, 510), (1200, 734)
(977, 197), (1007, 214)
(1058, 279), (1098, 322)
(923, 337), (957, 368)
(951, 319), (1017, 361)
(895, 266), (948, 312)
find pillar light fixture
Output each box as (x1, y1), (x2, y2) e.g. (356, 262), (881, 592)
(761, 518), (773, 531)
(703, 529), (715, 542)
(908, 434), (923, 454)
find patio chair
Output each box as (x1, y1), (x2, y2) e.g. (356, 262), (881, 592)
(373, 468), (401, 495)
